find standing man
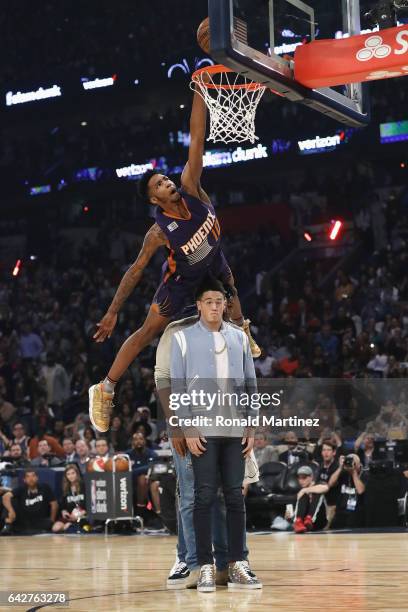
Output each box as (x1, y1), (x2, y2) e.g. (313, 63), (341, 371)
(170, 276), (262, 592)
(155, 313), (259, 590)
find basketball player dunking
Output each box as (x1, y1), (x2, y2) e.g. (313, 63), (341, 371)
(88, 81), (261, 432)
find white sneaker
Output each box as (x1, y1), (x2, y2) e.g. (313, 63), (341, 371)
(166, 560), (189, 590)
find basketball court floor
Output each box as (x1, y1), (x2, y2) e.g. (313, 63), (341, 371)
(2, 532), (408, 611)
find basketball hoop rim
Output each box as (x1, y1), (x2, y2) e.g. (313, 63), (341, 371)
(191, 64), (264, 91)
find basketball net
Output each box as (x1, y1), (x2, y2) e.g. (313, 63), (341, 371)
(191, 66), (266, 144)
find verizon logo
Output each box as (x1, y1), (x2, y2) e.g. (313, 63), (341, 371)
(119, 477), (128, 511)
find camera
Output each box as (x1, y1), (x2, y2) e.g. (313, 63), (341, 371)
(365, 0), (408, 29)
(344, 454), (355, 469)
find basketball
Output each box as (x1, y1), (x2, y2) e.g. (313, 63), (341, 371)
(197, 17), (210, 53)
(105, 456), (130, 472)
(86, 456), (107, 472)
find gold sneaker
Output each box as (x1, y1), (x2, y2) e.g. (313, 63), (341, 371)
(242, 319), (261, 359)
(89, 382), (114, 432)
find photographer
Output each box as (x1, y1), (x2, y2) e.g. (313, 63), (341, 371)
(329, 454), (367, 529)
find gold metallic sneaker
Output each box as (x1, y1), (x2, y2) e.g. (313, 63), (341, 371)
(242, 319), (262, 359)
(227, 561), (263, 590)
(197, 564), (216, 593)
(89, 382), (114, 432)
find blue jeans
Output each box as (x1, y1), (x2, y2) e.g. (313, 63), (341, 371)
(171, 443), (248, 571)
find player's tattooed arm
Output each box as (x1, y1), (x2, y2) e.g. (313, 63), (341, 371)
(181, 86), (209, 202)
(108, 224), (167, 314)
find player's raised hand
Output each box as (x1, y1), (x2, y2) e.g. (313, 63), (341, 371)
(93, 311), (117, 342)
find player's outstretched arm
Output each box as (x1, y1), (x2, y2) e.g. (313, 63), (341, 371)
(93, 224), (167, 342)
(181, 88), (210, 203)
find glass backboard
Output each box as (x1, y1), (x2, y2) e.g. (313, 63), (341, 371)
(208, 0), (370, 126)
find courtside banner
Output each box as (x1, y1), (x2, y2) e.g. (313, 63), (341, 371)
(294, 24), (408, 88)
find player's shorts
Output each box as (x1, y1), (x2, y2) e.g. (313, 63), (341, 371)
(152, 249), (233, 319)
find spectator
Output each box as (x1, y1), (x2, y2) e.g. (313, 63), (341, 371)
(10, 423), (30, 456)
(313, 430), (343, 461)
(255, 350), (276, 377)
(62, 438), (77, 463)
(83, 427), (97, 453)
(0, 393), (16, 425)
(52, 464), (86, 533)
(74, 440), (91, 475)
(331, 306), (355, 339)
(316, 440), (339, 524)
(0, 419), (10, 455)
(6, 443), (30, 468)
(315, 324), (339, 362)
(131, 420), (153, 443)
(291, 465), (328, 533)
(0, 469), (57, 535)
(136, 407), (158, 442)
(40, 352), (70, 413)
(30, 439), (63, 467)
(157, 430), (171, 450)
(68, 361), (90, 413)
(329, 454), (367, 529)
(53, 420), (66, 444)
(108, 416), (130, 452)
(335, 272), (355, 303)
(253, 432), (278, 467)
(19, 324), (43, 360)
(279, 432), (309, 466)
(94, 438), (111, 460)
(367, 345), (388, 376)
(0, 353), (13, 400)
(355, 434), (375, 469)
(29, 431), (64, 460)
(127, 432), (157, 510)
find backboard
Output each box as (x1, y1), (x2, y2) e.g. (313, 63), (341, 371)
(208, 0), (370, 126)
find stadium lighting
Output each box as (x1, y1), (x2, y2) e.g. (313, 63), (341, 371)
(329, 220), (342, 240)
(12, 259), (21, 277)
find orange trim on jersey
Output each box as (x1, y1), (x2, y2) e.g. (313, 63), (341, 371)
(162, 198), (192, 221)
(164, 249), (177, 283)
(211, 219), (221, 240)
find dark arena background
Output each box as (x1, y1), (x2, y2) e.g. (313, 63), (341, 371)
(1, 1), (408, 610)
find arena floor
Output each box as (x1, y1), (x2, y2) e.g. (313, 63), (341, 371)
(1, 531), (408, 611)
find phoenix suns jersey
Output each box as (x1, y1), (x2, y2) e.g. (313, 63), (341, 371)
(154, 189), (222, 280)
